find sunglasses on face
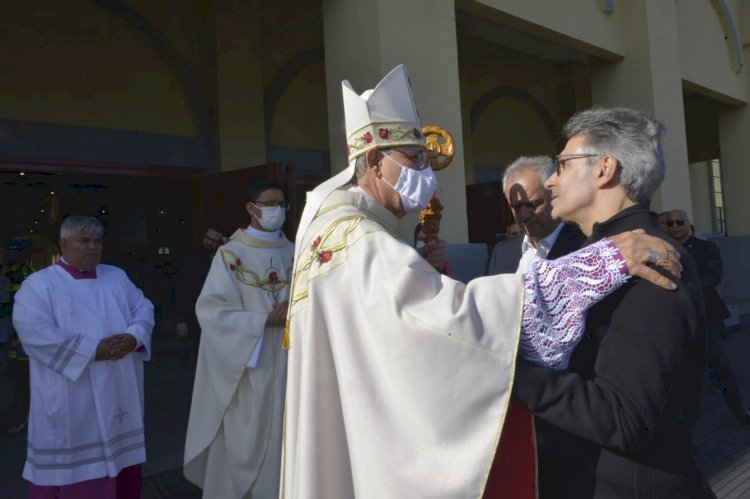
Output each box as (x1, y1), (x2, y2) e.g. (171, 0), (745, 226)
(665, 220), (685, 227)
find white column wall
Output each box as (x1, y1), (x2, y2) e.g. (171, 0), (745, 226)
(322, 0), (469, 242)
(589, 0), (692, 217)
(718, 104), (750, 235)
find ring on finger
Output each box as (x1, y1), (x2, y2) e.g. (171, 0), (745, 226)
(647, 250), (661, 265)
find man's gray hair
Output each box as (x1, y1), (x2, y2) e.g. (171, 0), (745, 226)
(354, 154), (368, 179)
(501, 156), (556, 193)
(563, 107), (666, 204)
(60, 215), (104, 239)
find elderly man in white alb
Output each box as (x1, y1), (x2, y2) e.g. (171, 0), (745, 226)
(281, 65), (683, 499)
(13, 215), (153, 499)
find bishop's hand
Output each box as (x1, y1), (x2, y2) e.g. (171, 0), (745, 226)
(609, 229), (682, 290)
(418, 239), (447, 273)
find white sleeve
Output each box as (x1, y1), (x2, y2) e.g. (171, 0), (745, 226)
(122, 276), (155, 360)
(12, 280), (99, 382)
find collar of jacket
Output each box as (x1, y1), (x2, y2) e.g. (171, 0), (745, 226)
(586, 204), (660, 245)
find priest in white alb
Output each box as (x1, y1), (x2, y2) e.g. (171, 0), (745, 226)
(184, 180), (294, 498)
(13, 215), (153, 499)
(281, 65), (684, 499)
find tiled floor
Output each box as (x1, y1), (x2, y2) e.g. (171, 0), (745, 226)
(693, 323), (750, 498)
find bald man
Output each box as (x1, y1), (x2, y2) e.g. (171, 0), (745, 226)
(664, 209), (750, 427)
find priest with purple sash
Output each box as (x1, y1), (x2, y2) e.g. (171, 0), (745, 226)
(13, 215), (153, 499)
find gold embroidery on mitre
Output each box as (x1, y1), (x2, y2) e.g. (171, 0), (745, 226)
(346, 122), (425, 163)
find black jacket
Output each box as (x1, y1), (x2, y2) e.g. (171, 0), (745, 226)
(486, 223), (585, 275)
(683, 236), (730, 329)
(515, 205), (712, 499)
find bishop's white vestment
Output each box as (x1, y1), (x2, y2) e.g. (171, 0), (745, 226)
(281, 187), (628, 499)
(12, 263), (153, 486)
(184, 228), (294, 498)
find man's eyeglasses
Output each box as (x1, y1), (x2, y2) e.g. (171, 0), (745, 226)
(554, 153), (601, 176)
(254, 201), (290, 211)
(665, 220), (685, 227)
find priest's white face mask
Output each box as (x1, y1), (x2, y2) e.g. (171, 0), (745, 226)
(380, 149), (437, 213)
(252, 204), (286, 231)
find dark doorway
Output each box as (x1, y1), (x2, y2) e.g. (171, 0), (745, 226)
(0, 161), (298, 321)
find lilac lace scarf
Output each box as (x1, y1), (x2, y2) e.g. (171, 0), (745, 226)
(520, 238), (629, 370)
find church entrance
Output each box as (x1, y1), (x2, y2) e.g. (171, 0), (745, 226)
(0, 167), (195, 320)
(0, 161), (297, 320)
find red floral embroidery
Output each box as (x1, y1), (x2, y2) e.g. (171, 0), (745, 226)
(269, 271), (278, 282)
(363, 132), (373, 144)
(236, 259), (242, 266)
(229, 264), (236, 271)
(379, 128), (389, 139)
(319, 250), (333, 263)
(312, 236), (321, 248)
(413, 128), (421, 139)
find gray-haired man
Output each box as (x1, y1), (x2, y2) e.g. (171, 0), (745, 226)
(487, 156), (584, 275)
(514, 108), (714, 498)
(13, 215), (153, 498)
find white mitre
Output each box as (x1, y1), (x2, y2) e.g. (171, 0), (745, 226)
(293, 65), (424, 252)
(343, 65), (425, 164)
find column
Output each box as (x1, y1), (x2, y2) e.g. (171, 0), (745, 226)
(589, 0), (692, 216)
(718, 104), (750, 235)
(323, 0), (469, 242)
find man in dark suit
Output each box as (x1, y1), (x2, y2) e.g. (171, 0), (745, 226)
(487, 156), (584, 275)
(515, 108), (714, 498)
(664, 208), (750, 427)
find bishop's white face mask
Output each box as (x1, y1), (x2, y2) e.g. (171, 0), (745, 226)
(252, 205), (286, 231)
(381, 153), (438, 213)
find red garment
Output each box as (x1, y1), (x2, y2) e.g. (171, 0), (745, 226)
(441, 260), (456, 278)
(28, 464), (142, 499)
(483, 401), (537, 498)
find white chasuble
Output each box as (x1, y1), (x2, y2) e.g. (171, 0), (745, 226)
(12, 264), (154, 486)
(184, 229), (294, 498)
(281, 188), (525, 499)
